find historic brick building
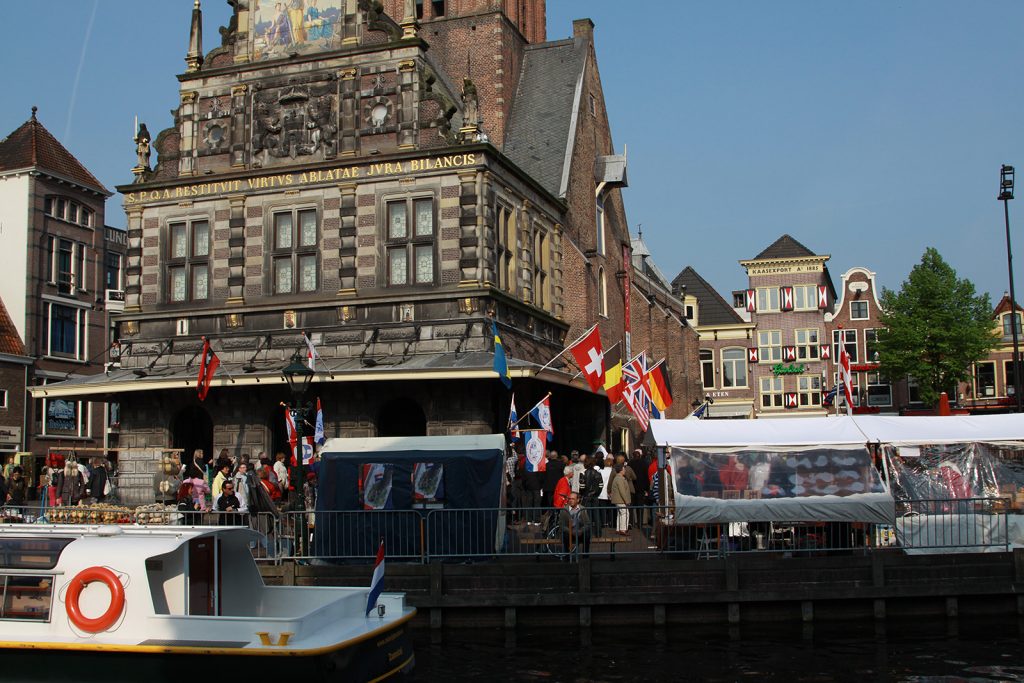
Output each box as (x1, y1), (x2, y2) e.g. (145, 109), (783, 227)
(824, 266), (902, 412)
(0, 110), (124, 457)
(736, 235), (837, 417)
(627, 235), (702, 433)
(962, 294), (1024, 413)
(33, 1), (687, 501)
(0, 296), (32, 455)
(671, 266), (756, 419)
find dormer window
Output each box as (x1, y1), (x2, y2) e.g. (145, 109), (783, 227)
(1002, 312), (1022, 341)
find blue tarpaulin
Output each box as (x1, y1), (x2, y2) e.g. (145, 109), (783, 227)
(314, 434), (506, 559)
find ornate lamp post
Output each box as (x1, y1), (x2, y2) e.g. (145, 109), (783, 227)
(1000, 165), (1021, 413)
(282, 352), (314, 554)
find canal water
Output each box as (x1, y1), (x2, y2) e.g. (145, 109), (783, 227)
(412, 619), (1024, 682)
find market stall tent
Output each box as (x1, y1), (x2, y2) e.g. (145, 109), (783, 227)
(315, 434), (506, 559)
(649, 418), (894, 524)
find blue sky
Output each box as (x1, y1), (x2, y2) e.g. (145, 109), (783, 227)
(2, 1), (1022, 305)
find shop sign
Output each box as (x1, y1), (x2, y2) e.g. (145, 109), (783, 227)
(772, 363), (807, 376)
(0, 427), (21, 443)
(46, 400), (78, 435)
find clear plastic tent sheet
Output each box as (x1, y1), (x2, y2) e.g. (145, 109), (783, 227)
(885, 442), (1024, 502)
(669, 446), (894, 523)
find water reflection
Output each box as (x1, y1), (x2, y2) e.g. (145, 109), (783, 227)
(413, 618), (1024, 682)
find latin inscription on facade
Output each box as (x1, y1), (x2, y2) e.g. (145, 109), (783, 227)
(123, 153), (478, 204)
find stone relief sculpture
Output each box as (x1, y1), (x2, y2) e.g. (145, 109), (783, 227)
(251, 85), (338, 166)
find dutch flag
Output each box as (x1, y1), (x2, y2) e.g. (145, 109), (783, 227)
(365, 539), (386, 617)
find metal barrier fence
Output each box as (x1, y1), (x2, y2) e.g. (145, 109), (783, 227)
(1, 500), (1015, 562)
(895, 498), (1011, 553)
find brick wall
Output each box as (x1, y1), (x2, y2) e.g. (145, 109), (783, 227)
(0, 364), (26, 447)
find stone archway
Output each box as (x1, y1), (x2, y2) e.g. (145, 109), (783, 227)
(170, 405), (213, 467)
(376, 397), (427, 437)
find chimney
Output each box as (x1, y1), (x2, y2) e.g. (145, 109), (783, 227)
(573, 18), (594, 40)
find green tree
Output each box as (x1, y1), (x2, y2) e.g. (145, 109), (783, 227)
(877, 248), (997, 407)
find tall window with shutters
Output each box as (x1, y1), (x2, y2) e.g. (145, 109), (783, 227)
(166, 218), (210, 302)
(271, 208), (318, 294)
(386, 197), (435, 286)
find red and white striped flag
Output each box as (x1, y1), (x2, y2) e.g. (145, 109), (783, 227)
(838, 348), (854, 416)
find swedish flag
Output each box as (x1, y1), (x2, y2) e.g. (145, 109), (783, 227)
(492, 320), (512, 389)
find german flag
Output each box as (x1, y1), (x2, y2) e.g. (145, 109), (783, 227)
(648, 360), (673, 414)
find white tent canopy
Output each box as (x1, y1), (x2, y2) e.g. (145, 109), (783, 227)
(650, 414), (1024, 450)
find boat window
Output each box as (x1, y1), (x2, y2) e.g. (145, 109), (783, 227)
(0, 538), (74, 570)
(0, 575), (53, 621)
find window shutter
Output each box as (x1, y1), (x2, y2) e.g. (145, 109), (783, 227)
(745, 289), (756, 312)
(780, 286), (794, 311)
(785, 392), (798, 408)
(748, 348), (759, 364)
(783, 346), (796, 362)
(820, 344), (831, 360)
(817, 285), (829, 309)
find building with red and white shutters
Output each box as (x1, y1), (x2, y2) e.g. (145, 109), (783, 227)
(739, 235), (836, 418)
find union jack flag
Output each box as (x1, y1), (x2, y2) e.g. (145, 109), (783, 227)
(622, 352), (652, 430)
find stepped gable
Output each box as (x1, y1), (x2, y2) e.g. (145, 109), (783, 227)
(0, 296), (26, 357)
(753, 234), (818, 260)
(671, 266), (745, 326)
(0, 110), (108, 194)
(504, 36), (589, 198)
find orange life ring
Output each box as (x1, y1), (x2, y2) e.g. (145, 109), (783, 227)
(65, 566), (125, 633)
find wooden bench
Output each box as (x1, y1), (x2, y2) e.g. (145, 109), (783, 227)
(519, 535), (631, 560)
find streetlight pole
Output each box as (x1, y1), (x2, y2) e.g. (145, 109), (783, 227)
(282, 351), (315, 555)
(1000, 165), (1021, 413)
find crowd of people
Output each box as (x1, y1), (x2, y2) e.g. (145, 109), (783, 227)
(506, 446), (672, 554)
(0, 455), (114, 517)
(175, 448), (318, 526)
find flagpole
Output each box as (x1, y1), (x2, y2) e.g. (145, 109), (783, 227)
(534, 323), (601, 374)
(209, 339), (237, 384)
(510, 392), (552, 429)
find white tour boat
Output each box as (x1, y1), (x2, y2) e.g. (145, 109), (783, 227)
(0, 523), (415, 682)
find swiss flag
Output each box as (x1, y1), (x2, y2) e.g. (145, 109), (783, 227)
(568, 325), (606, 393)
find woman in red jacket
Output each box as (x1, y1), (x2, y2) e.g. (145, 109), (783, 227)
(552, 466), (573, 509)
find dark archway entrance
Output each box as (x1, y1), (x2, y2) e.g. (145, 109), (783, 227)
(377, 398), (427, 437)
(170, 405), (213, 467)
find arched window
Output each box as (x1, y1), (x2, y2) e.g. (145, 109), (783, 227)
(598, 266), (607, 317)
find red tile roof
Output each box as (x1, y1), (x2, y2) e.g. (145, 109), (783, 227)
(0, 108), (108, 194)
(0, 296), (26, 357)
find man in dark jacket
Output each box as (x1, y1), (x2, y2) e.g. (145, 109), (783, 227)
(558, 492), (591, 557)
(580, 459), (603, 512)
(520, 461), (542, 525)
(541, 449), (563, 509)
(216, 482), (245, 525)
(87, 459), (109, 504)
